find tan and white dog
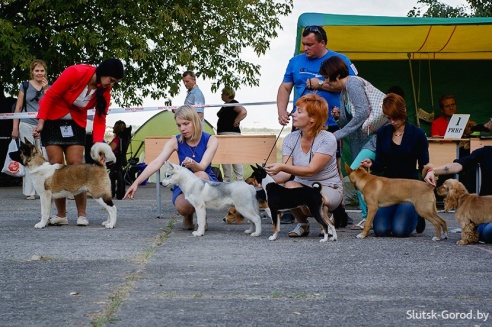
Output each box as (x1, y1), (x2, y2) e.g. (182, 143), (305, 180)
(9, 140), (117, 229)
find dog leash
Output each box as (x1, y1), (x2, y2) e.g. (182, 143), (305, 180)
(263, 86), (310, 167)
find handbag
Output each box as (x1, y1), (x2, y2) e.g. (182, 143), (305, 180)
(2, 139), (25, 177)
(357, 77), (387, 135)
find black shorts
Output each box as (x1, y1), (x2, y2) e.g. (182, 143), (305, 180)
(41, 120), (86, 147)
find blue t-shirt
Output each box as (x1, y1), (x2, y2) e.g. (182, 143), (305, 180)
(171, 132), (218, 204)
(283, 50), (357, 126)
(184, 85), (205, 115)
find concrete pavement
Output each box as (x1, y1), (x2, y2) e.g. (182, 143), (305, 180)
(0, 184), (490, 327)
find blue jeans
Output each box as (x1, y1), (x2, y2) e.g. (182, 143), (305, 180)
(478, 223), (492, 243)
(373, 202), (418, 237)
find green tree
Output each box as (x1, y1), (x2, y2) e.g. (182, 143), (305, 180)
(408, 0), (492, 17)
(0, 0), (292, 105)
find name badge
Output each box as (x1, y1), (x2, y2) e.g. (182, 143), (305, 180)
(60, 125), (74, 138)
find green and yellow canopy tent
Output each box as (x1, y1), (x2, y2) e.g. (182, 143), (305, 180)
(296, 13), (492, 133)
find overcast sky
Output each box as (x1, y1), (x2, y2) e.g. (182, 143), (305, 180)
(107, 0), (468, 130)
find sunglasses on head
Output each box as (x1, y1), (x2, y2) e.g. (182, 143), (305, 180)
(304, 26), (322, 34)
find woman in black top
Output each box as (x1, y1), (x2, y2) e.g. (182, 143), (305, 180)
(216, 86), (247, 182)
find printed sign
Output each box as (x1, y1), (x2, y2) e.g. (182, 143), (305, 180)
(444, 114), (470, 139)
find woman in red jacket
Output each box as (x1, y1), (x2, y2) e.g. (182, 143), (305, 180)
(33, 58), (124, 226)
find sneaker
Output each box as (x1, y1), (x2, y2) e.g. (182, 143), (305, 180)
(77, 216), (89, 226)
(350, 220), (366, 230)
(280, 212), (295, 224)
(288, 223), (310, 237)
(26, 195), (36, 200)
(48, 216), (68, 225)
(416, 216), (426, 233)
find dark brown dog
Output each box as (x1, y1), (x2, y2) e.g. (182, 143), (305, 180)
(345, 163), (448, 241)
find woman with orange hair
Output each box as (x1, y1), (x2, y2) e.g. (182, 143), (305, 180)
(265, 94), (343, 237)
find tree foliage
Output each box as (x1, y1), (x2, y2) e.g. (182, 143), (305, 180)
(408, 0), (492, 17)
(0, 0), (293, 106)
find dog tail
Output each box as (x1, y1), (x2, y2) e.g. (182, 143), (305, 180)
(90, 142), (116, 166)
(422, 163), (433, 178)
(311, 182), (322, 191)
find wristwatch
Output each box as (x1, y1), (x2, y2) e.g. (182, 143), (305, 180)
(318, 81), (324, 90)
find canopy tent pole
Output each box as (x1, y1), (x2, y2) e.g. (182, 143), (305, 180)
(408, 54), (420, 127)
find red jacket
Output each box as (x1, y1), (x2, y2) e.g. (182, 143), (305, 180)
(37, 64), (112, 142)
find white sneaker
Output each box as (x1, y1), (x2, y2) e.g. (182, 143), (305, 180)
(77, 216), (89, 226)
(48, 216), (68, 225)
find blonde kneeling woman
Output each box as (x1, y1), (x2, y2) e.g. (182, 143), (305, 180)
(264, 94), (343, 237)
(124, 105), (219, 230)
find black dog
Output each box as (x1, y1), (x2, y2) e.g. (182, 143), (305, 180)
(250, 164), (337, 242)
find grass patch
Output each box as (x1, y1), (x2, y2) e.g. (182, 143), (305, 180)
(89, 222), (174, 326)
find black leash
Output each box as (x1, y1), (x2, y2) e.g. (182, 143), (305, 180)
(262, 86), (310, 167)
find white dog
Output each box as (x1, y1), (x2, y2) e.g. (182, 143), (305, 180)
(160, 161), (262, 237)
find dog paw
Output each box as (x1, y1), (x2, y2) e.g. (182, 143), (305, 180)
(244, 229), (254, 234)
(250, 232), (261, 237)
(192, 231), (204, 237)
(104, 224), (115, 229)
(442, 233), (448, 240)
(356, 233), (366, 239)
(101, 220), (109, 226)
(456, 240), (470, 245)
(34, 222), (47, 229)
(431, 236), (440, 241)
(268, 234), (278, 241)
(329, 236), (337, 242)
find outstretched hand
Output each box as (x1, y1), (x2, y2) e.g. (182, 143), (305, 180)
(123, 185), (137, 200)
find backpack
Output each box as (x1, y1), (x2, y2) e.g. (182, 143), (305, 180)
(21, 81), (29, 112)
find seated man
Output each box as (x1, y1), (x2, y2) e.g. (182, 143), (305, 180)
(431, 94), (457, 137)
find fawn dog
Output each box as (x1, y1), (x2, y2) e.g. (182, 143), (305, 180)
(437, 178), (492, 245)
(345, 163), (447, 241)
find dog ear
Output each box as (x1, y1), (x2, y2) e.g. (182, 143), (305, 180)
(444, 187), (458, 211)
(344, 163), (352, 174)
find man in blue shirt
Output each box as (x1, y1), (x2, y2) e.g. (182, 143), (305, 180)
(182, 71), (205, 121)
(276, 25), (357, 227)
(277, 25), (357, 129)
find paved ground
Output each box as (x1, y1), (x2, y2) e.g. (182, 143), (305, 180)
(0, 183), (491, 327)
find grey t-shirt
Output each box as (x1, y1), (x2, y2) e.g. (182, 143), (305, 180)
(19, 82), (47, 126)
(282, 130), (341, 188)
